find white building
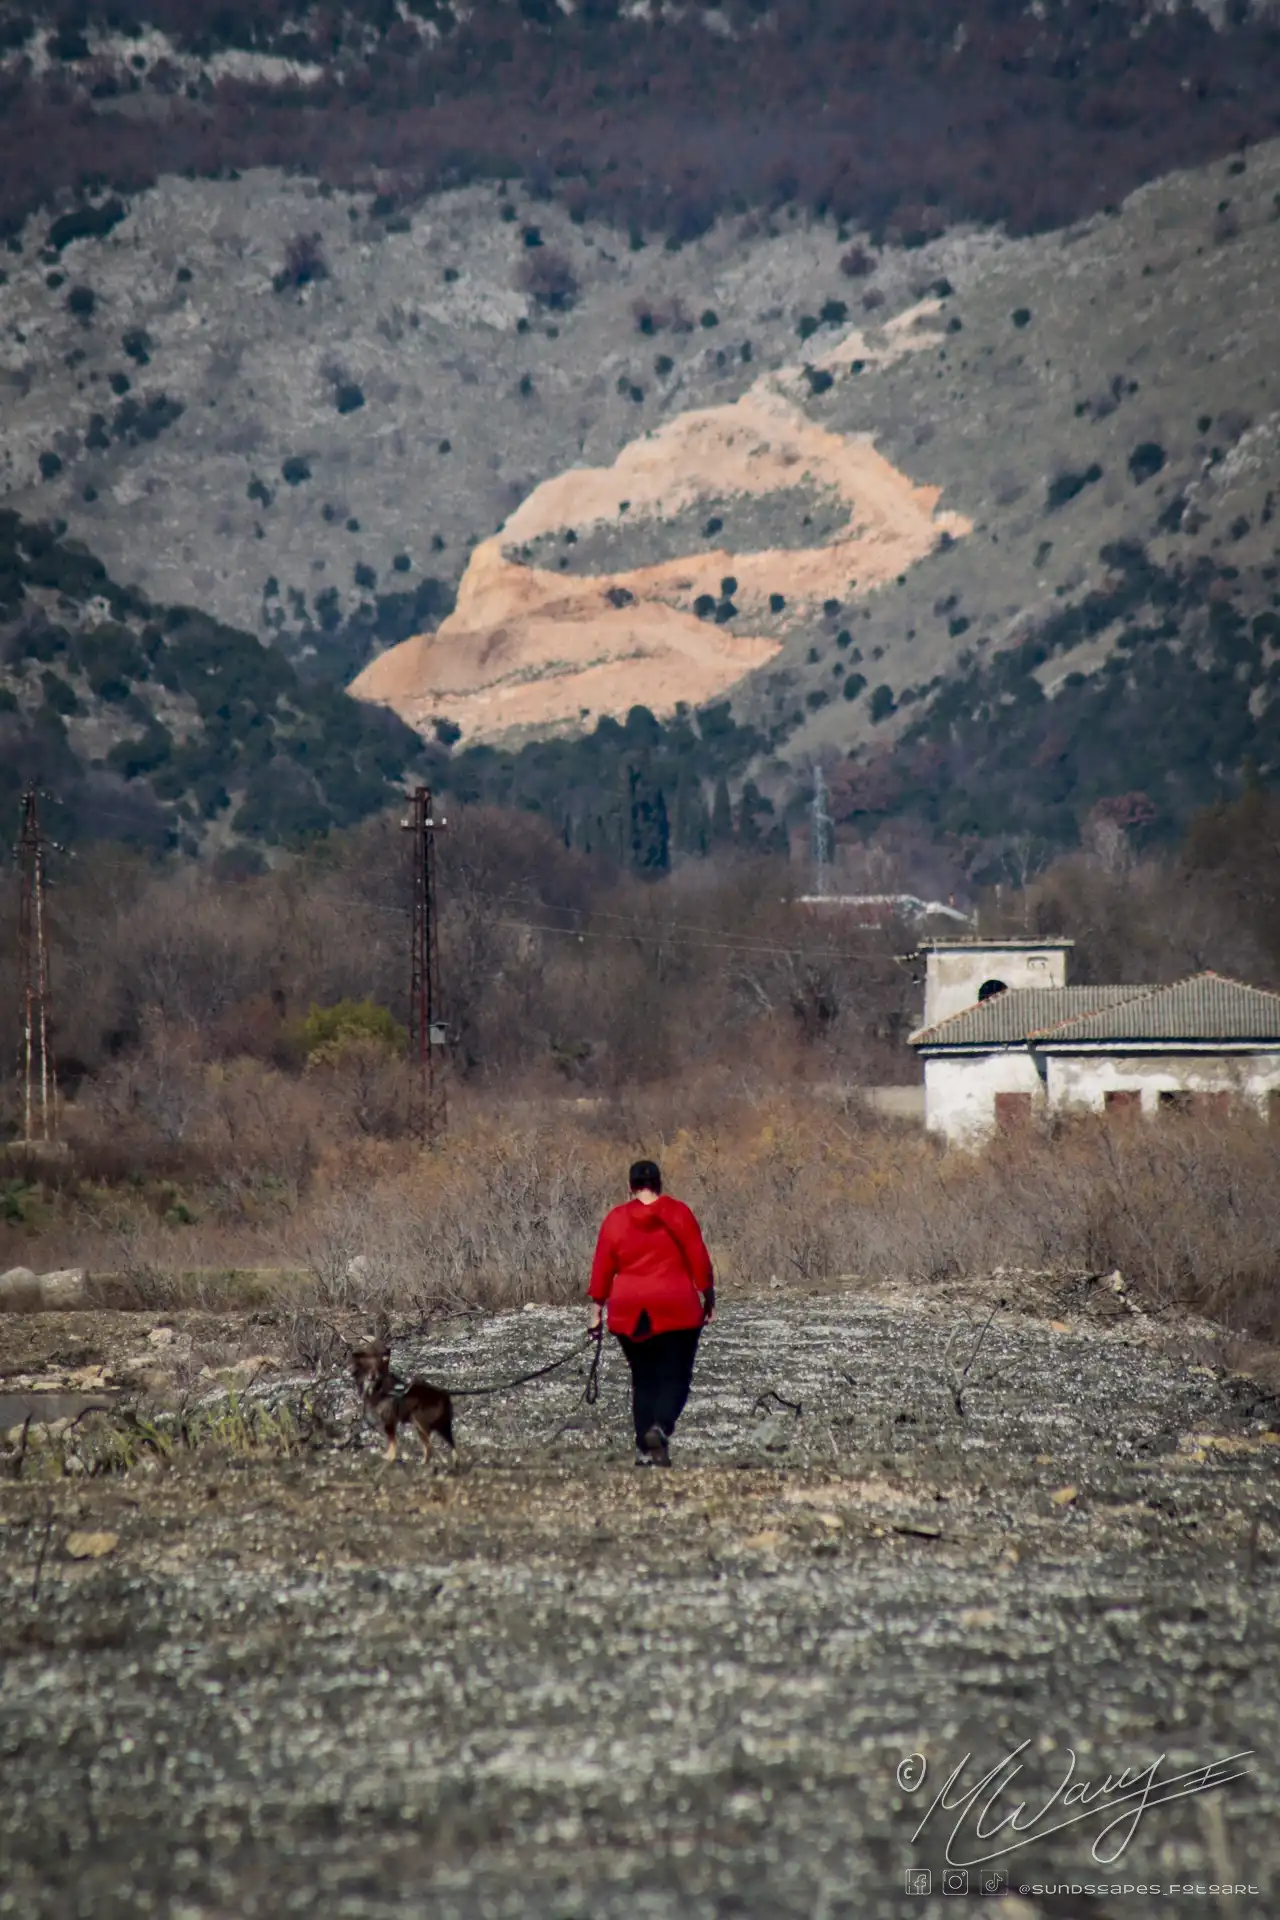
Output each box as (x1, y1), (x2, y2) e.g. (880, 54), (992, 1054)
(909, 940), (1280, 1146)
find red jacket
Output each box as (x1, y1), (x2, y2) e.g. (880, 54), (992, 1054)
(588, 1195), (714, 1338)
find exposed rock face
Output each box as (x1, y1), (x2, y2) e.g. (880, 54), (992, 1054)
(351, 308), (968, 741)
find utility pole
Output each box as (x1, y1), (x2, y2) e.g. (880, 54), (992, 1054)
(811, 763), (833, 898)
(16, 783), (57, 1145)
(402, 786), (446, 1144)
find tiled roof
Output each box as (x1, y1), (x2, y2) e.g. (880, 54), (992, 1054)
(910, 987), (1144, 1048)
(1046, 973), (1280, 1044)
(909, 974), (1280, 1048)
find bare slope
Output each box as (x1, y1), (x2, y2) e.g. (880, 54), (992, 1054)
(351, 321), (969, 739)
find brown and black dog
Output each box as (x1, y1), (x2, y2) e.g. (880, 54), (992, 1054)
(351, 1347), (456, 1465)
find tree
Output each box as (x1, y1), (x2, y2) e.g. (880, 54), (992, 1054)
(626, 761), (670, 876)
(710, 776), (734, 848)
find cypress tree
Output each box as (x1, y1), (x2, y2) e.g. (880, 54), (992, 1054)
(710, 775), (734, 846)
(627, 760), (670, 875)
(674, 768), (710, 855)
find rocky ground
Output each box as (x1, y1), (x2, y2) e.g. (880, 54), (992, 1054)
(1, 1289), (1278, 1919)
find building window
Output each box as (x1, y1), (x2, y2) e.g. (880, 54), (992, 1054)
(1104, 1089), (1141, 1115)
(995, 1090), (1032, 1129)
(1159, 1090), (1231, 1116)
(978, 978), (1008, 1002)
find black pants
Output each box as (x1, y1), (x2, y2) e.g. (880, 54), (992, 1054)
(616, 1326), (702, 1444)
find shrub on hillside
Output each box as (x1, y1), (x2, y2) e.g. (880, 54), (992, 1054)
(48, 199), (126, 252)
(1128, 441), (1166, 484)
(112, 392), (184, 443)
(274, 231), (328, 292)
(516, 246), (579, 311)
(1046, 463), (1103, 510)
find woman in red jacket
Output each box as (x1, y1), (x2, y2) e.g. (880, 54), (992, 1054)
(587, 1159), (715, 1467)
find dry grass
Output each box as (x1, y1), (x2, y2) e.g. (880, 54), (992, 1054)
(7, 1089), (1278, 1358)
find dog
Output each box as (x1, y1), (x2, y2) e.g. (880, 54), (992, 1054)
(350, 1347), (456, 1465)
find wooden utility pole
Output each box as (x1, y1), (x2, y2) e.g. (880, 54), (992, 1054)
(402, 786), (447, 1143)
(16, 784), (57, 1144)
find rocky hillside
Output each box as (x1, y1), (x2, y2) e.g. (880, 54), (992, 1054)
(1, 9), (1278, 854)
(0, 508), (436, 853)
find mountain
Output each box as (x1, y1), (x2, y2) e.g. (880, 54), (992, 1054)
(1, 1), (1278, 863)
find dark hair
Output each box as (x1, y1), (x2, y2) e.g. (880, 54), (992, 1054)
(629, 1159), (662, 1194)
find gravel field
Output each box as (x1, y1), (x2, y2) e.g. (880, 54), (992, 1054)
(2, 1294), (1278, 1920)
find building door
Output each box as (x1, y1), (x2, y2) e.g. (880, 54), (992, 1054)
(994, 1091), (1032, 1130)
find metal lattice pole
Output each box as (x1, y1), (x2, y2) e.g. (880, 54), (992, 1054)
(16, 784), (58, 1145)
(403, 786), (447, 1144)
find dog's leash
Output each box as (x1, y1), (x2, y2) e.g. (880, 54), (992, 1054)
(445, 1329), (601, 1401)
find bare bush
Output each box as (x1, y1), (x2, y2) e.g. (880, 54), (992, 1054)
(516, 247), (580, 311)
(274, 231), (328, 292)
(630, 293), (694, 335)
(839, 244), (875, 277)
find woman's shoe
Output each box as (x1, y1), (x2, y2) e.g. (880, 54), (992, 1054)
(642, 1425), (671, 1467)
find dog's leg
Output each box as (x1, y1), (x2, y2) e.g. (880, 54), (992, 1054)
(418, 1428), (432, 1464)
(383, 1431), (398, 1463)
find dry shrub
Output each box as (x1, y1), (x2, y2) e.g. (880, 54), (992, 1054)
(630, 293), (694, 335)
(515, 247), (579, 311)
(286, 1101), (1280, 1345)
(293, 1112), (619, 1324)
(14, 1054), (1280, 1358)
